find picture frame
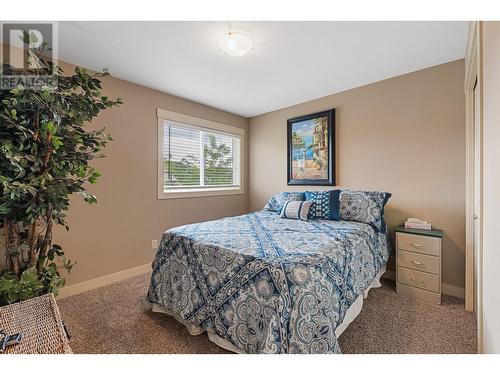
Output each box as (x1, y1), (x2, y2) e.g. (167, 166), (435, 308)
(287, 109), (335, 186)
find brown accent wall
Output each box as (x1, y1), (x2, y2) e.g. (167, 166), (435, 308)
(50, 60), (249, 285)
(248, 60), (466, 289)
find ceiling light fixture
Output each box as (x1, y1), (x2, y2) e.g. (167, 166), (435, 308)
(219, 32), (253, 57)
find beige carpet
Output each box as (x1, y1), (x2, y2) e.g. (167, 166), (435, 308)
(57, 273), (477, 354)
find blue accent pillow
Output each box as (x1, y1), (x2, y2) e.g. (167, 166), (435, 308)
(339, 190), (391, 233)
(263, 192), (305, 213)
(304, 190), (340, 220)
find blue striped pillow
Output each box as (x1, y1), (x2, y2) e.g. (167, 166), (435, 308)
(280, 200), (313, 221)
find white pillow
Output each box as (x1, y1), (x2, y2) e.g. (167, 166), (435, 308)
(280, 200), (313, 221)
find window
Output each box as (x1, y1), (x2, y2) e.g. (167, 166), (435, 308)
(157, 109), (244, 199)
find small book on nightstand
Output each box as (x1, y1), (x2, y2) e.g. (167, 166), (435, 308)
(404, 217), (432, 231)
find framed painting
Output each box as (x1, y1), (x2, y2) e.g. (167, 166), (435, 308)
(287, 109), (335, 186)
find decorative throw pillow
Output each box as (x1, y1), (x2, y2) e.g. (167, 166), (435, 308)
(263, 192), (305, 213)
(304, 190), (340, 220)
(339, 190), (391, 233)
(280, 200), (313, 221)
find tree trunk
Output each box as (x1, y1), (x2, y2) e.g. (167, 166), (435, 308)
(2, 214), (52, 277)
(3, 219), (21, 276)
(37, 206), (53, 273)
(27, 219), (42, 269)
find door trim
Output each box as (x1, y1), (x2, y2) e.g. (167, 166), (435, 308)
(464, 21), (482, 353)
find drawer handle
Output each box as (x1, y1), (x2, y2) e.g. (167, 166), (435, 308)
(410, 260), (423, 266)
(410, 277), (425, 286)
(411, 243), (423, 248)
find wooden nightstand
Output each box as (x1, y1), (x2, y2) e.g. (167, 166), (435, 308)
(395, 226), (444, 304)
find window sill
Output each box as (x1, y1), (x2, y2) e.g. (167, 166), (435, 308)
(158, 187), (244, 200)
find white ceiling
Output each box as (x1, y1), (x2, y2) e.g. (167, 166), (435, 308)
(58, 22), (468, 118)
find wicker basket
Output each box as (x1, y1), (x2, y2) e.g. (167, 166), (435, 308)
(0, 293), (72, 354)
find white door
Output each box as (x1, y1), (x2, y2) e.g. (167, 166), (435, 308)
(473, 80), (482, 345)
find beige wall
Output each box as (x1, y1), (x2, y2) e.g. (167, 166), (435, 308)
(481, 21), (500, 354)
(248, 60), (466, 289)
(50, 60), (249, 285)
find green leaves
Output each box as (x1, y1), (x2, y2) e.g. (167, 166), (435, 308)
(0, 203), (12, 214)
(46, 120), (57, 135)
(0, 268), (44, 304)
(81, 191), (98, 204)
(88, 169), (101, 184)
(0, 60), (121, 222)
(20, 30), (38, 45)
(46, 244), (63, 261)
(51, 135), (63, 149)
(0, 45), (122, 305)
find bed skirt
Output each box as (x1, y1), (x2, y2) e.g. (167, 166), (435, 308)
(151, 265), (386, 354)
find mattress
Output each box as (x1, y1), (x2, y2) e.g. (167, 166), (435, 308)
(147, 210), (390, 353)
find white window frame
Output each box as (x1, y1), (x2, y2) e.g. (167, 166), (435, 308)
(157, 108), (245, 199)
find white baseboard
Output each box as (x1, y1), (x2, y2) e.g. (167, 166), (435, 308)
(442, 283), (465, 299)
(57, 263), (151, 299)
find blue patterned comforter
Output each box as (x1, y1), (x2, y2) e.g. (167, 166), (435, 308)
(147, 210), (390, 353)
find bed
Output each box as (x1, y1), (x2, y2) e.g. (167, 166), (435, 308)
(147, 209), (390, 354)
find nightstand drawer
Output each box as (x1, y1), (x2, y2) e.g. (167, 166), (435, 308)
(397, 284), (441, 304)
(397, 232), (440, 256)
(397, 250), (440, 274)
(398, 267), (440, 293)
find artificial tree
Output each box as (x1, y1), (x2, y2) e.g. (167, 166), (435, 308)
(0, 40), (121, 305)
